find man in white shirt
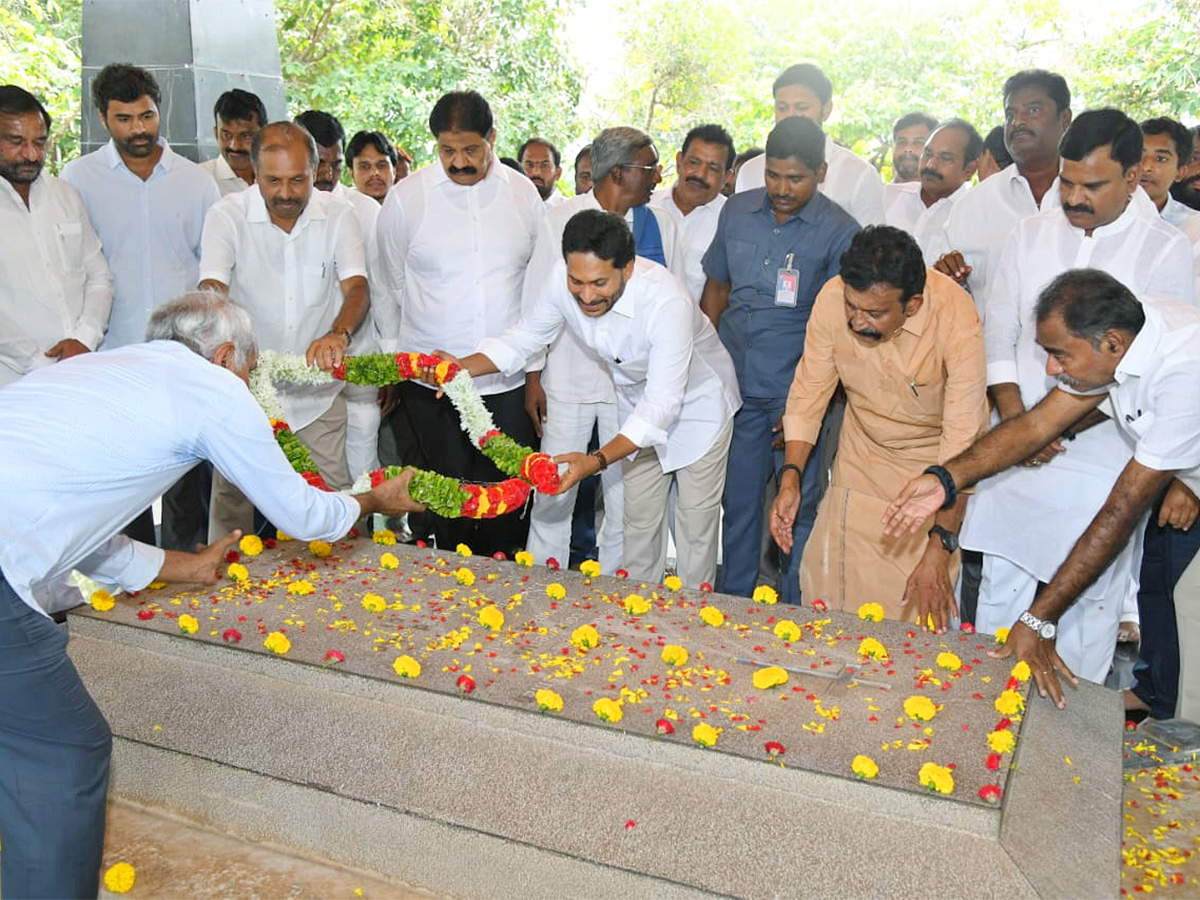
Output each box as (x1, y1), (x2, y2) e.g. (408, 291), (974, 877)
(961, 109), (1195, 684)
(884, 118), (981, 264)
(0, 85), (112, 388)
(444, 209), (739, 587)
(347, 130), (399, 204)
(937, 70), (1072, 309)
(0, 291), (419, 900)
(200, 88), (266, 196)
(1170, 124), (1200, 211)
(62, 63), (220, 551)
(734, 63), (885, 226)
(519, 137), (567, 206)
(200, 122), (370, 538)
(889, 112), (937, 184)
(372, 90), (544, 557)
(1140, 117), (1200, 294)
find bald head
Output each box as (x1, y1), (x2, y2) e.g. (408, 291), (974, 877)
(251, 121), (317, 171)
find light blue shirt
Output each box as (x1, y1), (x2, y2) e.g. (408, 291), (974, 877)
(0, 341), (360, 617)
(62, 139), (219, 348)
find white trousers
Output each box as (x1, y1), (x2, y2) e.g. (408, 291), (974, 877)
(1174, 551), (1200, 720)
(526, 397), (623, 573)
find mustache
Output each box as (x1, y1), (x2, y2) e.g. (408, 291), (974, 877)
(1062, 202), (1094, 215)
(449, 164), (477, 176)
(849, 323), (882, 340)
(1009, 127), (1034, 139)
(1055, 373), (1087, 389)
(920, 168), (942, 180)
(685, 175), (710, 188)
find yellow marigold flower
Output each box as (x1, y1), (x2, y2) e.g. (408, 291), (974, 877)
(995, 689), (1025, 716)
(536, 688), (563, 712)
(514, 550), (534, 567)
(479, 606), (505, 631)
(455, 567), (476, 586)
(178, 614), (199, 635)
(238, 534), (264, 556)
(147, 581), (167, 590)
(308, 540), (333, 558)
(623, 593), (651, 615)
(361, 593), (386, 613)
(393, 654), (421, 678)
(994, 626), (1010, 645)
(857, 602), (885, 622)
(699, 606), (725, 627)
(456, 543), (472, 557)
(1010, 660), (1031, 682)
(593, 697), (623, 723)
(89, 589), (116, 612)
(103, 862), (136, 893)
(380, 552), (400, 569)
(663, 574), (683, 591)
(903, 695), (939, 721)
(570, 624), (600, 650)
(752, 665), (789, 689)
(918, 761), (955, 794)
(752, 584), (779, 605)
(851, 755), (879, 780)
(227, 562), (250, 582)
(275, 529), (293, 542)
(579, 559), (601, 577)
(545, 582), (567, 600)
(987, 729), (1017, 754)
(774, 619), (801, 642)
(373, 529), (397, 545)
(661, 644), (689, 667)
(264, 631), (291, 655)
(692, 722), (721, 747)
(287, 579), (315, 596)
(936, 651), (962, 671)
(858, 637), (889, 661)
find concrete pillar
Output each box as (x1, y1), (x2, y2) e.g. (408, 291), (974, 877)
(80, 0), (287, 162)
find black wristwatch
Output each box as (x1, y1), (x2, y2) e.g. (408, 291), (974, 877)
(928, 524), (960, 553)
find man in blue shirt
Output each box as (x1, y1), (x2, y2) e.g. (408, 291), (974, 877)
(701, 116), (860, 603)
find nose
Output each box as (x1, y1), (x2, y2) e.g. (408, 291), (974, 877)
(849, 309), (869, 331)
(1045, 355), (1063, 376)
(1062, 183), (1085, 206)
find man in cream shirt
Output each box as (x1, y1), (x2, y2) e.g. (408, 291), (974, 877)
(199, 89), (267, 196)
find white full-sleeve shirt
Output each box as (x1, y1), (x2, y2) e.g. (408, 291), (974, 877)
(480, 258), (741, 472)
(650, 185), (725, 302)
(371, 155), (544, 395)
(883, 180), (968, 265)
(62, 138), (219, 348)
(199, 187), (367, 429)
(0, 172), (113, 387)
(0, 341), (360, 617)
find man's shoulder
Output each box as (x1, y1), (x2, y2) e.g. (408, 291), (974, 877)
(60, 147), (108, 182)
(724, 187), (766, 217)
(925, 268), (980, 319)
(546, 192), (598, 228)
(810, 191), (861, 236)
(827, 142), (879, 178)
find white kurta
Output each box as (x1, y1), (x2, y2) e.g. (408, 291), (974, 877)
(883, 181), (968, 265)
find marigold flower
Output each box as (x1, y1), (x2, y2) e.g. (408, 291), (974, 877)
(994, 626), (1010, 645)
(103, 862), (136, 893)
(361, 593), (386, 613)
(227, 563), (250, 582)
(1010, 660), (1031, 682)
(238, 534), (264, 556)
(455, 567), (476, 586)
(478, 606), (505, 631)
(380, 552), (400, 569)
(699, 606), (725, 627)
(752, 584), (779, 605)
(936, 651), (962, 671)
(373, 529), (397, 545)
(222, 628), (242, 643)
(857, 602), (884, 622)
(765, 740), (786, 757)
(323, 649), (345, 665)
(752, 665), (789, 690)
(978, 784), (1003, 804)
(178, 614), (199, 635)
(987, 729), (1017, 754)
(393, 654), (421, 678)
(276, 529), (293, 542)
(570, 624), (601, 649)
(579, 559), (601, 577)
(456, 543), (472, 557)
(308, 540), (333, 558)
(456, 674), (476, 694)
(903, 695), (939, 721)
(514, 551), (534, 567)
(655, 717), (675, 735)
(545, 582), (567, 600)
(264, 631), (291, 655)
(692, 722), (721, 747)
(858, 637), (889, 660)
(89, 590), (116, 612)
(851, 755), (879, 779)
(918, 761), (955, 794)
(810, 598), (828, 612)
(661, 644), (689, 667)
(774, 619), (801, 642)
(994, 689), (1025, 716)
(663, 574), (683, 591)
(287, 579), (315, 596)
(536, 688), (563, 711)
(593, 697), (623, 722)
(623, 593), (651, 615)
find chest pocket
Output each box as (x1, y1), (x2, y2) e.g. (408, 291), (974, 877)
(55, 222), (84, 273)
(1121, 408), (1155, 440)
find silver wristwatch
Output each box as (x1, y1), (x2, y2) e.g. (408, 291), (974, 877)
(1019, 610), (1057, 640)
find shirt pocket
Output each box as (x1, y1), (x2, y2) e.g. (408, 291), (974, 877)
(726, 238), (764, 291)
(55, 222), (84, 274)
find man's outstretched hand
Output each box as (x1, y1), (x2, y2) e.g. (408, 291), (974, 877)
(157, 530), (243, 585)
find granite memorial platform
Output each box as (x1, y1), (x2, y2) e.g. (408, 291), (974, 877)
(68, 538), (1123, 898)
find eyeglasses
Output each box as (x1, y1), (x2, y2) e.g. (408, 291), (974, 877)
(620, 163), (657, 172)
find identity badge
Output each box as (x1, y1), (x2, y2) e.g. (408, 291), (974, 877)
(775, 252), (799, 307)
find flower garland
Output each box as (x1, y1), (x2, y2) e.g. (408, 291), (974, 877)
(250, 350), (560, 518)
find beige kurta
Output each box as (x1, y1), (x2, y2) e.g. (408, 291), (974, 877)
(781, 270), (989, 619)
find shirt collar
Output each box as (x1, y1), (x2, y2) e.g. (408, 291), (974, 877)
(428, 147), (497, 189)
(898, 279), (935, 338)
(1080, 186), (1152, 239)
(247, 185), (329, 229)
(608, 260), (651, 319)
(756, 187), (829, 225)
(0, 170), (43, 209)
(102, 136), (173, 173)
(1113, 302), (1161, 383)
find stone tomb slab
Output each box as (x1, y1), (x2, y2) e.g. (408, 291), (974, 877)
(69, 539), (1122, 898)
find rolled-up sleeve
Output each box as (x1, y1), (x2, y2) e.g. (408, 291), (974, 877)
(198, 203), (237, 286)
(619, 294), (692, 448)
(76, 535), (165, 593)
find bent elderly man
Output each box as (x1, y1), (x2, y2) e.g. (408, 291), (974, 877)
(771, 226), (988, 629)
(0, 292), (420, 900)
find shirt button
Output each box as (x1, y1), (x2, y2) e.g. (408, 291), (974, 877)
(763, 257), (770, 266)
(773, 228), (780, 235)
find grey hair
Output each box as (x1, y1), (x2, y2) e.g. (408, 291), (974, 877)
(590, 126), (655, 185)
(146, 291), (258, 368)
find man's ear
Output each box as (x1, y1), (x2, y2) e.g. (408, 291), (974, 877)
(211, 341), (237, 370)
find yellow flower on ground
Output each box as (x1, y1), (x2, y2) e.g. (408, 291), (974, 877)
(479, 606), (505, 631)
(536, 688), (563, 712)
(936, 651), (962, 672)
(774, 619), (801, 642)
(373, 529), (397, 545)
(994, 626), (1010, 645)
(918, 761), (955, 794)
(692, 722), (721, 747)
(89, 590), (116, 612)
(103, 862), (136, 893)
(623, 593), (652, 615)
(752, 665), (789, 690)
(857, 602), (885, 622)
(593, 697), (623, 723)
(995, 689), (1025, 716)
(514, 550), (534, 567)
(455, 567), (476, 586)
(456, 543), (472, 557)
(699, 606), (725, 627)
(361, 593), (386, 613)
(570, 624), (601, 649)
(1010, 660), (1031, 682)
(308, 540), (333, 558)
(752, 584), (779, 605)
(545, 582), (567, 600)
(227, 562), (249, 582)
(393, 654), (421, 678)
(663, 574), (683, 591)
(858, 637), (889, 661)
(238, 534), (264, 556)
(287, 579), (315, 596)
(903, 695), (939, 721)
(987, 729), (1017, 754)
(579, 559), (601, 577)
(851, 755), (880, 780)
(661, 644), (689, 667)
(178, 614), (199, 635)
(275, 529), (293, 542)
(380, 552), (400, 569)
(264, 631), (291, 655)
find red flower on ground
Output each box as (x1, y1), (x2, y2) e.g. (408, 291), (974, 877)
(263, 537), (277, 549)
(655, 718), (675, 735)
(624, 819), (637, 830)
(765, 741), (786, 757)
(960, 622), (976, 634)
(416, 540), (428, 548)
(810, 599), (828, 612)
(136, 609), (155, 620)
(995, 717), (1013, 731)
(978, 784), (1003, 804)
(1125, 719), (1140, 732)
(546, 557), (561, 570)
(456, 674), (476, 694)
(225, 549), (240, 563)
(222, 628), (242, 643)
(986, 752), (1003, 771)
(493, 551), (507, 560)
(615, 568), (628, 578)
(323, 649), (345, 664)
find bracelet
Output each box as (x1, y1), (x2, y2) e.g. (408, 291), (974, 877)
(922, 465), (958, 510)
(777, 463), (802, 489)
(329, 324), (352, 340)
(591, 449), (609, 472)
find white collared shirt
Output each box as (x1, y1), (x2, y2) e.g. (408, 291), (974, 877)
(0, 173), (113, 387)
(335, 183), (381, 240)
(883, 180), (969, 264)
(0, 341), (360, 617)
(371, 154), (544, 395)
(650, 185), (725, 301)
(199, 187), (367, 428)
(480, 258), (741, 472)
(62, 138), (219, 348)
(200, 155), (252, 196)
(942, 164), (1059, 313)
(1160, 195), (1200, 300)
(544, 186), (568, 207)
(735, 136), (885, 226)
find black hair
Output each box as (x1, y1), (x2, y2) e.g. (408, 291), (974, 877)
(1141, 117), (1195, 168)
(1059, 108), (1142, 172)
(935, 118), (985, 165)
(772, 64), (833, 106)
(0, 84), (51, 130)
(840, 226), (926, 303)
(1035, 269), (1145, 347)
(345, 130), (399, 168)
(1002, 69), (1071, 114)
(428, 90), (493, 138)
(735, 147), (764, 167)
(982, 125), (1013, 168)
(894, 112), (938, 136)
(574, 143), (592, 169)
(293, 110), (345, 149)
(213, 89), (267, 127)
(681, 123), (736, 171)
(764, 116), (825, 172)
(561, 209), (636, 268)
(499, 156), (522, 172)
(518, 137), (561, 167)
(91, 63), (160, 115)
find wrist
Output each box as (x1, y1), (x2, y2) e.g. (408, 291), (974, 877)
(329, 324), (352, 341)
(590, 449), (609, 473)
(777, 462), (802, 490)
(922, 465), (958, 510)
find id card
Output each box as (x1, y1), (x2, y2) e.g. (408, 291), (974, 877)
(775, 253), (799, 307)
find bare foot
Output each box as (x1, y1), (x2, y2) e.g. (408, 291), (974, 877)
(1124, 689), (1150, 712)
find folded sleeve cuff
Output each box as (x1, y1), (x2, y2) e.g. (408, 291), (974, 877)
(476, 338), (525, 377)
(619, 413), (667, 450)
(782, 413), (821, 446)
(986, 360), (1019, 387)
